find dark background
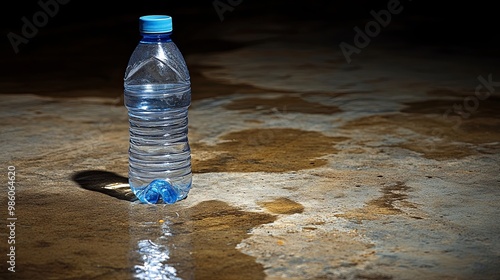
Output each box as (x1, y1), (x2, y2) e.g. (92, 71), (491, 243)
(1, 0), (499, 98)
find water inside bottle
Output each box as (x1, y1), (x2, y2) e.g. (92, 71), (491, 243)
(125, 84), (192, 204)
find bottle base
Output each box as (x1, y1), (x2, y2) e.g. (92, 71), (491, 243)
(131, 179), (189, 204)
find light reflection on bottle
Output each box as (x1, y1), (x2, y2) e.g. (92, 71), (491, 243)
(133, 221), (181, 280)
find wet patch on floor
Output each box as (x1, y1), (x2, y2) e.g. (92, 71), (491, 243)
(427, 88), (475, 98)
(192, 128), (348, 172)
(258, 197), (305, 214)
(336, 182), (417, 223)
(130, 200), (277, 280)
(190, 65), (292, 101)
(224, 96), (341, 115)
(341, 113), (500, 160)
(401, 96), (500, 119)
(299, 90), (373, 99)
(4, 191), (132, 280)
(179, 200), (276, 280)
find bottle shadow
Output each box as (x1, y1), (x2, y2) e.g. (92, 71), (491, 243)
(72, 170), (137, 202)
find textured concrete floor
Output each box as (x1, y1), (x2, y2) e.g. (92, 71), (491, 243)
(1, 1), (500, 279)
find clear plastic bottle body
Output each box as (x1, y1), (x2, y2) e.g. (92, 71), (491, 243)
(124, 32), (192, 204)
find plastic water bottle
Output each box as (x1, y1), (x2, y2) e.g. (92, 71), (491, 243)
(124, 15), (192, 204)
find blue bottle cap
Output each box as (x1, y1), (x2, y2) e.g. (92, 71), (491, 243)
(139, 15), (173, 33)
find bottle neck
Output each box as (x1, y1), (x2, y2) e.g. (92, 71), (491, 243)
(140, 32), (172, 43)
